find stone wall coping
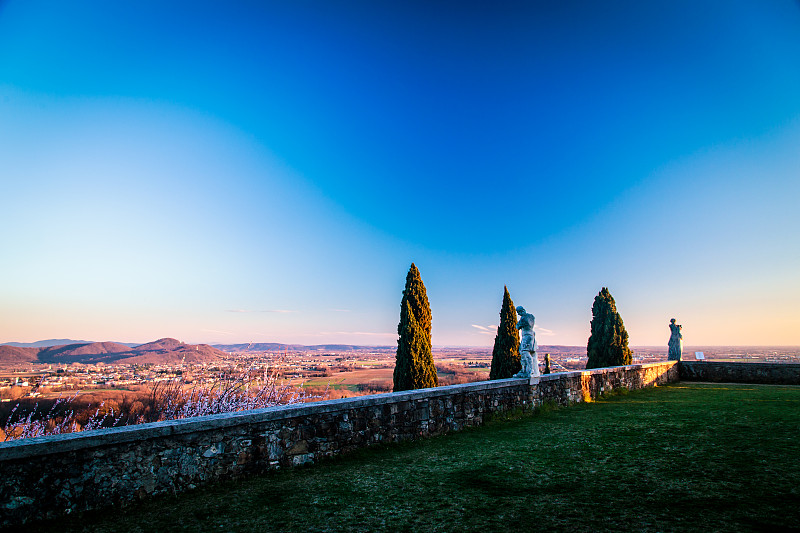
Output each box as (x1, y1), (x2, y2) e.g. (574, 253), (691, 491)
(0, 361), (677, 462)
(538, 360), (676, 382)
(0, 376), (530, 461)
(681, 361), (800, 369)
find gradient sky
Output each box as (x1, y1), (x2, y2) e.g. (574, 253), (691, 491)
(1, 1), (799, 347)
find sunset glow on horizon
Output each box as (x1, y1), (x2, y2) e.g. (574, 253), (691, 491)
(1, 1), (799, 347)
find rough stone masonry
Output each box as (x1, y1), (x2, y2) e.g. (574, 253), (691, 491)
(0, 361), (679, 527)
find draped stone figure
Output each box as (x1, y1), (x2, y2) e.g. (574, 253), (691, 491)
(668, 318), (683, 361)
(513, 306), (540, 378)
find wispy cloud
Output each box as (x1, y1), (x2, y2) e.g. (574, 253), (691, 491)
(227, 309), (298, 314)
(319, 331), (397, 337)
(471, 324), (498, 336)
(472, 323), (554, 336)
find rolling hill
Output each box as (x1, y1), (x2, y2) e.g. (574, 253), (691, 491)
(38, 342), (134, 361)
(0, 339), (93, 348)
(0, 338), (227, 366)
(0, 345), (40, 363)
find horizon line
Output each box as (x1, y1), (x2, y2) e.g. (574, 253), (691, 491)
(3, 338), (800, 350)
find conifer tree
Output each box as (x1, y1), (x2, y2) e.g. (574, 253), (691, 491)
(586, 287), (632, 369)
(393, 264), (437, 391)
(489, 286), (520, 379)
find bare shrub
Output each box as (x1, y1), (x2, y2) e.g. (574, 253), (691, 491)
(129, 400), (146, 417)
(1, 363), (316, 441)
(356, 380), (393, 393)
(2, 386), (30, 401)
(0, 394), (123, 440)
(436, 363), (485, 386)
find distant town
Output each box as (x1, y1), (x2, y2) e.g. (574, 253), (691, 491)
(2, 340), (798, 404)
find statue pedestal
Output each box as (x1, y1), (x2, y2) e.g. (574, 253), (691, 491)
(528, 376), (540, 385)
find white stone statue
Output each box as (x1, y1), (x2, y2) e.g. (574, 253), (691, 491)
(513, 306), (540, 378)
(668, 318), (683, 361)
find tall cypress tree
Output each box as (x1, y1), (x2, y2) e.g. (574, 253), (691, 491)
(393, 264), (437, 391)
(490, 286), (520, 379)
(586, 287), (633, 369)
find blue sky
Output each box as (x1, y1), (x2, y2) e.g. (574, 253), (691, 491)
(1, 1), (799, 347)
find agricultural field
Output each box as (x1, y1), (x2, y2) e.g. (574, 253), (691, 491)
(4, 345), (799, 439)
(300, 367), (395, 392)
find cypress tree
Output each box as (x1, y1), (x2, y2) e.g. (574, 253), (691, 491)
(489, 286), (521, 379)
(586, 287), (633, 369)
(393, 264), (437, 391)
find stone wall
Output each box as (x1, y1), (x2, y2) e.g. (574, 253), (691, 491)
(680, 361), (800, 385)
(538, 360), (678, 404)
(0, 361), (677, 527)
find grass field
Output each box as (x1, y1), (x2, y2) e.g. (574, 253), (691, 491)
(41, 383), (800, 532)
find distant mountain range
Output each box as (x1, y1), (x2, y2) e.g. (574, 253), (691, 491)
(0, 338), (227, 365)
(2, 339), (96, 348)
(212, 343), (393, 353)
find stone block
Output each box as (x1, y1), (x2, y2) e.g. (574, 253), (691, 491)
(286, 440), (308, 456)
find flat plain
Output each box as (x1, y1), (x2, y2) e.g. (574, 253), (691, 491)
(38, 382), (800, 532)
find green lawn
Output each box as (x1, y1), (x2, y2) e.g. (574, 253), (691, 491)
(44, 383), (800, 532)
